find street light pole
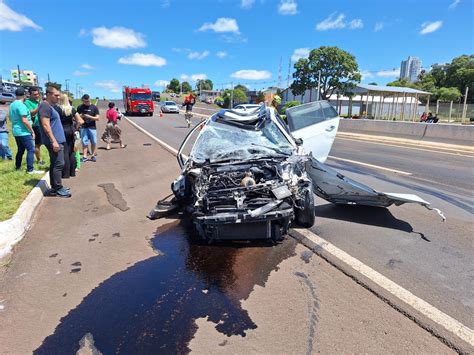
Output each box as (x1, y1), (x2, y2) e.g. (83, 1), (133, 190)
(65, 79), (70, 92)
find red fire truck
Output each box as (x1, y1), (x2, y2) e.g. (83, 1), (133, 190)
(123, 86), (154, 116)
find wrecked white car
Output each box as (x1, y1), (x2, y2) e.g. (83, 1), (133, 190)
(149, 101), (443, 242)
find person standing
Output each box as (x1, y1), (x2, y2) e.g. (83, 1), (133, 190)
(9, 88), (42, 174)
(0, 108), (13, 161)
(77, 94), (100, 162)
(24, 87), (45, 165)
(55, 93), (84, 178)
(39, 86), (70, 197)
(102, 102), (126, 150)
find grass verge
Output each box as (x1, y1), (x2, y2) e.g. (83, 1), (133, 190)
(0, 119), (50, 221)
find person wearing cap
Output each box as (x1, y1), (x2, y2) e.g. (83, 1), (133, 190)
(0, 108), (13, 161)
(9, 88), (42, 174)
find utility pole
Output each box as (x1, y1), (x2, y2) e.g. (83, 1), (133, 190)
(65, 79), (70, 92)
(17, 64), (21, 84)
(316, 70), (321, 101)
(286, 57), (291, 102)
(76, 83), (80, 98)
(278, 57), (282, 89)
(47, 73), (50, 83)
(230, 82), (234, 108)
(462, 86), (469, 123)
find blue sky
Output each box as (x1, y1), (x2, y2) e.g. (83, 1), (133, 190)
(0, 0), (472, 98)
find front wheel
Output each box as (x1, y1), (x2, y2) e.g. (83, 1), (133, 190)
(294, 186), (315, 227)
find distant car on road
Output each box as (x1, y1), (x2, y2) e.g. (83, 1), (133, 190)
(0, 92), (15, 104)
(161, 101), (179, 113)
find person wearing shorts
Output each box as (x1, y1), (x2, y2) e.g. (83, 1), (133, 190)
(77, 94), (100, 162)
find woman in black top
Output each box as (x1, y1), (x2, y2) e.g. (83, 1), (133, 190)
(55, 94), (84, 178)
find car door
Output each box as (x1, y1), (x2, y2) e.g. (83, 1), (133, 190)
(305, 156), (444, 217)
(286, 101), (339, 163)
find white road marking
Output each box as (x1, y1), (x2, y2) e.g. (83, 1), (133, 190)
(336, 136), (474, 158)
(328, 156), (412, 175)
(127, 114), (474, 346)
(293, 228), (474, 346)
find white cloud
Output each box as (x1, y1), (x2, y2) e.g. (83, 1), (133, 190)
(118, 53), (166, 67)
(374, 22), (384, 31)
(79, 28), (87, 36)
(376, 69), (400, 77)
(188, 50), (210, 60)
(360, 70), (374, 80)
(449, 0), (460, 9)
(73, 70), (90, 77)
(278, 0), (298, 15)
(220, 34), (247, 43)
(154, 80), (170, 88)
(316, 13), (346, 30)
(231, 70), (272, 80)
(91, 26), (146, 49)
(95, 80), (121, 93)
(419, 21), (443, 35)
(316, 12), (363, 31)
(241, 0), (255, 9)
(192, 74), (207, 81)
(216, 51), (228, 58)
(349, 19), (363, 29)
(80, 63), (94, 70)
(161, 0), (171, 8)
(180, 74), (207, 82)
(291, 47), (310, 62)
(0, 2), (42, 31)
(198, 18), (240, 33)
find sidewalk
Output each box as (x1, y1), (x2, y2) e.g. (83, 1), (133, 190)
(0, 116), (181, 353)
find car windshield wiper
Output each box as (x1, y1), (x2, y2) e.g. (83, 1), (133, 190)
(250, 143), (291, 155)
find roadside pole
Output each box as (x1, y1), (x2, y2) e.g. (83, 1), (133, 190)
(316, 70), (321, 101)
(462, 86), (469, 123)
(449, 101), (453, 122)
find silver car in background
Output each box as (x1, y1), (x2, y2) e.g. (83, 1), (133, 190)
(161, 101), (180, 113)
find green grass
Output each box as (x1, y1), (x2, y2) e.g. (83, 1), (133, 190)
(0, 120), (50, 221)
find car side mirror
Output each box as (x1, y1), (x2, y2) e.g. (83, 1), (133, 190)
(295, 138), (303, 146)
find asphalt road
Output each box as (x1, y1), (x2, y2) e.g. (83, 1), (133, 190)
(126, 102), (474, 332)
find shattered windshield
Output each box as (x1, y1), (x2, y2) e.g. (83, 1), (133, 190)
(190, 119), (294, 163)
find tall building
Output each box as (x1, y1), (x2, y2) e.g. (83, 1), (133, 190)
(11, 69), (38, 86)
(400, 57), (422, 83)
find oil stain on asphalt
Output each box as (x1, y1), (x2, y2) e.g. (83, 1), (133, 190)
(34, 220), (297, 354)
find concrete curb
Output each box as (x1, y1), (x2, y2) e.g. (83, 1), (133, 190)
(0, 172), (50, 259)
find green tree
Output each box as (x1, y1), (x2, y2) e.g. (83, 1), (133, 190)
(291, 46), (361, 100)
(167, 78), (180, 93)
(222, 88), (247, 108)
(281, 100), (301, 114)
(196, 79), (213, 91)
(368, 82), (378, 86)
(386, 78), (415, 88)
(234, 84), (248, 92)
(181, 81), (192, 93)
(437, 87), (462, 102)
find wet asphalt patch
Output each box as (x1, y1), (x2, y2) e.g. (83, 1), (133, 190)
(98, 183), (130, 212)
(34, 220), (297, 354)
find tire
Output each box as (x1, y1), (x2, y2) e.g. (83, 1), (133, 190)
(295, 186), (315, 227)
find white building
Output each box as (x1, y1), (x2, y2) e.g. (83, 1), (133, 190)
(11, 69), (38, 86)
(400, 56), (422, 83)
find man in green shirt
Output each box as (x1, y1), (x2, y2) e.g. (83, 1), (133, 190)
(24, 87), (44, 165)
(9, 88), (42, 174)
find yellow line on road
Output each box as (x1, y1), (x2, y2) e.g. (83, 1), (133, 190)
(336, 137), (474, 158)
(328, 156), (413, 175)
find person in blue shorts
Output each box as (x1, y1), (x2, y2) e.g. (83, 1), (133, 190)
(77, 94), (100, 162)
